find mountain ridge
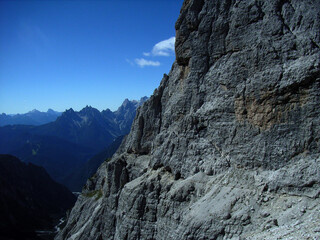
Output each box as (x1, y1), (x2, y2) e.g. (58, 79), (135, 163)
(35, 97), (148, 152)
(63, 135), (125, 192)
(0, 97), (148, 186)
(0, 109), (62, 126)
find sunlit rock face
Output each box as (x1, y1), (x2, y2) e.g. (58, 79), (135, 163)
(56, 0), (320, 239)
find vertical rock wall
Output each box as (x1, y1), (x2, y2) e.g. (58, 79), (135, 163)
(56, 0), (320, 239)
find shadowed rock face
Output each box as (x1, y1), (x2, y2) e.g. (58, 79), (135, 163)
(0, 154), (76, 240)
(56, 0), (320, 239)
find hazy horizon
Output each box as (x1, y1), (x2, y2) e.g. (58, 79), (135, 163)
(1, 96), (147, 115)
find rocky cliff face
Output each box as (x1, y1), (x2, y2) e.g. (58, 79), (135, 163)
(56, 0), (320, 239)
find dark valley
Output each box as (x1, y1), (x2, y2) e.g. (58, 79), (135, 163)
(0, 154), (76, 240)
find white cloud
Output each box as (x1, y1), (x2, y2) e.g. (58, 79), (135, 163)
(135, 58), (160, 67)
(151, 37), (175, 56)
(128, 37), (175, 68)
(142, 37), (176, 57)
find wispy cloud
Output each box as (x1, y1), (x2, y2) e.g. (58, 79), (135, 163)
(18, 23), (50, 55)
(127, 37), (175, 68)
(135, 58), (160, 67)
(18, 23), (49, 46)
(149, 37), (175, 57)
(125, 58), (134, 66)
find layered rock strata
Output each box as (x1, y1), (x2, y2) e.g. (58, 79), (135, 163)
(56, 0), (320, 239)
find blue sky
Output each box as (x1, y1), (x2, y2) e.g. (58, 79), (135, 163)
(0, 0), (183, 114)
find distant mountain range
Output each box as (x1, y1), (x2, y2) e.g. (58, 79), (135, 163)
(0, 154), (76, 240)
(35, 96), (148, 152)
(0, 109), (62, 126)
(0, 97), (148, 187)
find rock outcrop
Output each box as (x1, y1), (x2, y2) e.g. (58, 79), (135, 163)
(56, 0), (320, 239)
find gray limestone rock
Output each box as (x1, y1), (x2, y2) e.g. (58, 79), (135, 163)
(56, 0), (320, 239)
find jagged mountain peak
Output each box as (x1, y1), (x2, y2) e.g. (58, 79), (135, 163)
(65, 108), (75, 113)
(47, 108), (57, 114)
(30, 97), (146, 153)
(117, 97), (148, 112)
(82, 105), (94, 110)
(29, 109), (40, 113)
(60, 108), (78, 119)
(119, 98), (136, 109)
(122, 98), (130, 105)
(79, 105), (101, 117)
(139, 96), (149, 103)
(101, 108), (112, 114)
